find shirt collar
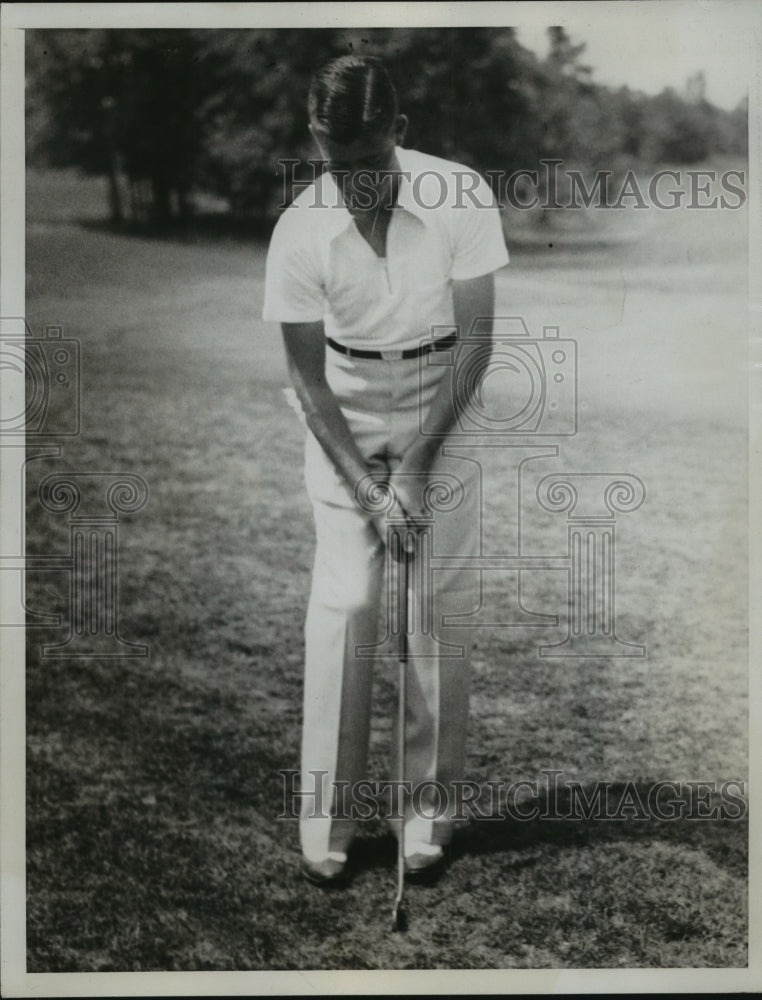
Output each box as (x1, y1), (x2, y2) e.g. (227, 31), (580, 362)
(394, 146), (431, 224)
(317, 146), (430, 242)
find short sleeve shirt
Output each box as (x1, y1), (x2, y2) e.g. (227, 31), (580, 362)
(262, 146), (509, 352)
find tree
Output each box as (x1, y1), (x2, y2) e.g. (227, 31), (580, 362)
(27, 29), (211, 223)
(26, 27), (749, 228)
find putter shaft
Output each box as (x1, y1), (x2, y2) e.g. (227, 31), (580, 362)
(391, 530), (411, 931)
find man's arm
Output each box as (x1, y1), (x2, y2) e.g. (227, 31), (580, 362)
(281, 321), (390, 537)
(390, 271), (495, 522)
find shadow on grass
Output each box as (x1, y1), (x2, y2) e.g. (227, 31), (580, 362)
(349, 780), (747, 879)
(79, 213), (275, 245)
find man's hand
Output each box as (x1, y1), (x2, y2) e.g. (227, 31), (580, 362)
(386, 456), (434, 558)
(363, 455), (430, 555)
(364, 454), (395, 545)
(388, 467), (430, 531)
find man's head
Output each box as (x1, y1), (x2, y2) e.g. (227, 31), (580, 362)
(308, 55), (408, 215)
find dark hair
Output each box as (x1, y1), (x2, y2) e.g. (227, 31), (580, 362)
(308, 55), (398, 143)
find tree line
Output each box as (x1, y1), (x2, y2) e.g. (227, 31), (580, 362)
(25, 27), (748, 226)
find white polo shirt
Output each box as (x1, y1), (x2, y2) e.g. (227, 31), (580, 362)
(262, 146), (509, 352)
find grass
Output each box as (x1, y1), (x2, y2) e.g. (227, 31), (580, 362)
(23, 167), (748, 970)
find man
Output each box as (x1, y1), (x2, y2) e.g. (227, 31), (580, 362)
(263, 55), (509, 884)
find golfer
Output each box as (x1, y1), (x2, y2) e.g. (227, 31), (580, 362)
(263, 55), (509, 884)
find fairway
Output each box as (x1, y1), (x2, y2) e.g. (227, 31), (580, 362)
(23, 169), (748, 970)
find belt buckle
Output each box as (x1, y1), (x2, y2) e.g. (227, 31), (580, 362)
(381, 349), (404, 361)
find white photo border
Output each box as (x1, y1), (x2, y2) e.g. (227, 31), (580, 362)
(2, 2), (761, 996)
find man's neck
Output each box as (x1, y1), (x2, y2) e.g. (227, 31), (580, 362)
(353, 202), (394, 257)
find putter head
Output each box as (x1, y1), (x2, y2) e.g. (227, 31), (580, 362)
(391, 900), (407, 932)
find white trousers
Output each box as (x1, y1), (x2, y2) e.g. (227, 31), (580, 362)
(299, 347), (480, 858)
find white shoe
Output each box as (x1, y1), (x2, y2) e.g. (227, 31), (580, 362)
(301, 850), (348, 885)
(303, 849), (347, 865)
(404, 840), (445, 875)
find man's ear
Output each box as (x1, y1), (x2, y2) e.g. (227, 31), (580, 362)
(395, 114), (409, 145)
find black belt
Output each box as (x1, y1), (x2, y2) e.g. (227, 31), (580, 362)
(326, 332), (457, 361)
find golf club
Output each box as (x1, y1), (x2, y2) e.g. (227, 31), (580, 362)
(391, 526), (413, 933)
